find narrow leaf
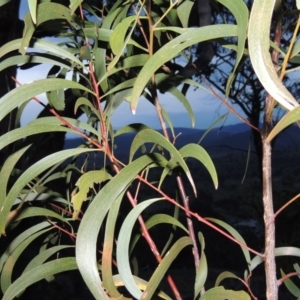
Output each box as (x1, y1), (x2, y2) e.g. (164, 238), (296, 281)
(2, 258), (77, 300)
(248, 0), (298, 110)
(76, 155), (158, 300)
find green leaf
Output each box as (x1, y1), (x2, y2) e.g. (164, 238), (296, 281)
(130, 24), (238, 112)
(280, 269), (300, 297)
(194, 232), (207, 299)
(0, 79), (92, 124)
(248, 0), (298, 111)
(200, 286), (250, 299)
(76, 155), (158, 300)
(250, 247), (300, 272)
(23, 245), (74, 274)
(205, 218), (251, 269)
(0, 38), (85, 70)
(117, 198), (179, 299)
(108, 15), (143, 70)
(28, 0), (37, 24)
(71, 170), (112, 219)
(69, 0), (83, 14)
(267, 106), (300, 142)
(21, 3), (75, 54)
(0, 222), (51, 273)
(0, 148), (97, 234)
(0, 54), (73, 73)
(142, 236), (193, 300)
(215, 271), (240, 287)
(217, 0), (249, 97)
(112, 274), (172, 300)
(130, 128), (196, 195)
(179, 144), (218, 189)
(177, 0), (194, 28)
(2, 258), (78, 300)
(13, 207), (69, 224)
(102, 192), (127, 299)
(0, 227), (53, 293)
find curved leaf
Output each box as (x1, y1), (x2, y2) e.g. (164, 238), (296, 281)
(2, 258), (77, 300)
(0, 222), (51, 273)
(76, 155), (159, 300)
(200, 286), (250, 300)
(0, 79), (93, 124)
(248, 0), (298, 111)
(142, 236), (193, 300)
(194, 232), (207, 299)
(130, 24), (238, 112)
(0, 227), (53, 293)
(217, 0), (249, 96)
(267, 106), (300, 142)
(250, 247), (300, 272)
(205, 218), (251, 269)
(130, 128), (196, 195)
(280, 269), (300, 297)
(0, 148), (97, 233)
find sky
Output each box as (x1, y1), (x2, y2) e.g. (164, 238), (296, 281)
(18, 0), (243, 130)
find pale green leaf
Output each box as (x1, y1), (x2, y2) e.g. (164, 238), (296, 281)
(0, 38), (85, 69)
(177, 0), (194, 28)
(267, 106), (300, 142)
(215, 271), (240, 287)
(206, 218), (251, 268)
(142, 237), (193, 300)
(248, 0), (298, 110)
(21, 3), (74, 54)
(69, 0), (83, 14)
(280, 269), (300, 297)
(194, 232), (207, 299)
(112, 274), (172, 300)
(76, 155), (158, 300)
(28, 0), (37, 24)
(200, 286), (250, 300)
(250, 247), (300, 272)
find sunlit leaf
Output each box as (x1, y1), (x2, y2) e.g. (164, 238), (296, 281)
(248, 0), (298, 110)
(27, 0), (37, 24)
(200, 286), (250, 299)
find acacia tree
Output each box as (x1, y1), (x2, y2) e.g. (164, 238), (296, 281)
(0, 1), (300, 300)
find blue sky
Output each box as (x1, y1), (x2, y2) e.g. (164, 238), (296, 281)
(18, 0), (243, 130)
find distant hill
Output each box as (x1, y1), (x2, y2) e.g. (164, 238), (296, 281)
(64, 123), (300, 158)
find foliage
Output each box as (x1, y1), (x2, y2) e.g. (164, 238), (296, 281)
(0, 0), (300, 299)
